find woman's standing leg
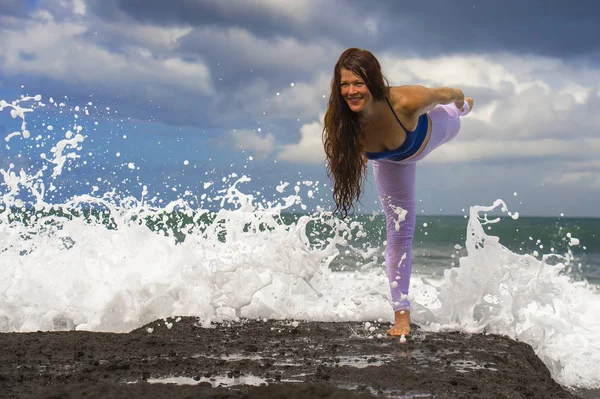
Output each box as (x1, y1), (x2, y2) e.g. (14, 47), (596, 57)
(372, 159), (416, 335)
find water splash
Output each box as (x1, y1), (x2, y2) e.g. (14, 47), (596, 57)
(1, 95), (390, 333)
(412, 200), (600, 388)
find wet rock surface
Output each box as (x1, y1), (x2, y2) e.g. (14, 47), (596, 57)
(0, 317), (594, 398)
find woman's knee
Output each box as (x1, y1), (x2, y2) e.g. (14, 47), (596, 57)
(386, 220), (415, 242)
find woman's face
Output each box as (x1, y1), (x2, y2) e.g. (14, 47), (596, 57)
(340, 68), (372, 113)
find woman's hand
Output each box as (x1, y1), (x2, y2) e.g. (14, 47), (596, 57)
(455, 97), (473, 112)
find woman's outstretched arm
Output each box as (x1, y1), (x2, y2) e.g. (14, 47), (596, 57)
(391, 85), (465, 117)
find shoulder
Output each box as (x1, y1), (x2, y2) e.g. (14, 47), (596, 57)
(389, 85), (435, 116)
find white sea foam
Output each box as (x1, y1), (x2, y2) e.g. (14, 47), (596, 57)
(1, 95), (599, 389)
(411, 200), (600, 388)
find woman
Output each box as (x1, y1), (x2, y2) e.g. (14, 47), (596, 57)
(323, 48), (473, 337)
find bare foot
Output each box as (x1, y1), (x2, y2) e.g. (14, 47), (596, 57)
(454, 97), (474, 114)
(465, 97), (474, 111)
(387, 310), (411, 337)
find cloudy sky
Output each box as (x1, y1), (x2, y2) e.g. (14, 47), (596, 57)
(1, 0), (599, 217)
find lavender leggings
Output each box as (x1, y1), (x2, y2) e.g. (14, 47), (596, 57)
(372, 102), (470, 311)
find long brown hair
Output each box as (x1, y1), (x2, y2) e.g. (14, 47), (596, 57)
(323, 48), (389, 217)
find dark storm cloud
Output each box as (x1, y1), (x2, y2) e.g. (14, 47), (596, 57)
(85, 0), (600, 61)
(0, 0), (30, 17)
(349, 0), (600, 59)
(86, 0), (300, 36)
(84, 0), (379, 46)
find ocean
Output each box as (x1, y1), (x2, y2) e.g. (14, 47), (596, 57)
(1, 95), (599, 391)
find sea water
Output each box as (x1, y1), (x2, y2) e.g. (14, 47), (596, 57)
(1, 96), (599, 389)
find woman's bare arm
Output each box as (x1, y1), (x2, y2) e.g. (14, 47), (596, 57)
(391, 85), (465, 117)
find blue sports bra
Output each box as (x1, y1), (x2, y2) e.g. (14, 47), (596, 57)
(365, 98), (429, 160)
